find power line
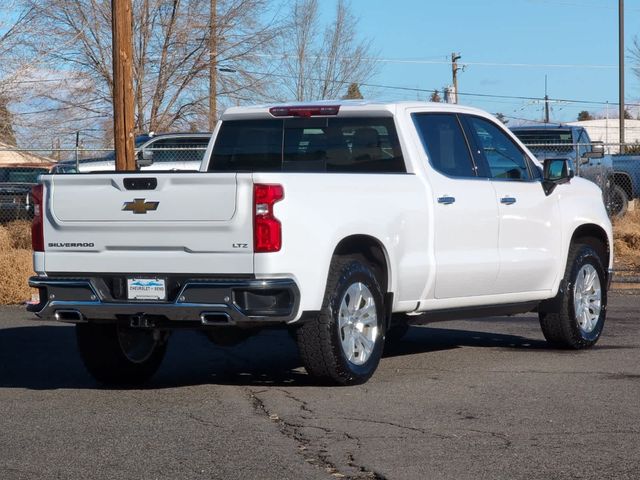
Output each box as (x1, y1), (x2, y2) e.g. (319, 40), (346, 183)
(247, 52), (623, 70)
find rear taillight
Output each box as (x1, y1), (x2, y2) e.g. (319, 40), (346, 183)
(31, 184), (44, 252)
(254, 184), (284, 253)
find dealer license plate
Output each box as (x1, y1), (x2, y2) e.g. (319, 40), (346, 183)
(127, 278), (166, 301)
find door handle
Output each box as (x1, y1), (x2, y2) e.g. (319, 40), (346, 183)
(437, 196), (456, 205)
(500, 196), (517, 205)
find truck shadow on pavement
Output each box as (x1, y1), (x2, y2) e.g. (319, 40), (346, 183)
(0, 318), (560, 390)
(0, 319), (570, 390)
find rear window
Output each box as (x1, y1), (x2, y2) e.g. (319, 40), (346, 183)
(511, 129), (574, 153)
(209, 117), (405, 173)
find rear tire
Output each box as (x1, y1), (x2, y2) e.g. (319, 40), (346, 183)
(539, 243), (607, 349)
(607, 184), (628, 218)
(295, 255), (385, 385)
(76, 323), (168, 385)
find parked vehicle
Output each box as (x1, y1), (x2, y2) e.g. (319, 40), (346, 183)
(28, 101), (613, 386)
(51, 132), (211, 173)
(0, 164), (50, 222)
(510, 124), (639, 216)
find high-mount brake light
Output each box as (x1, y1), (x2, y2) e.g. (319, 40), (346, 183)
(269, 105), (340, 118)
(31, 184), (44, 252)
(254, 184), (284, 253)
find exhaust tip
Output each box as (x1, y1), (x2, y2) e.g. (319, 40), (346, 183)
(54, 310), (85, 323)
(200, 312), (233, 326)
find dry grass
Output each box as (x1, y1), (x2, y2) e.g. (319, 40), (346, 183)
(0, 224), (14, 252)
(0, 221), (35, 304)
(613, 209), (640, 269)
(5, 220), (32, 249)
(0, 249), (34, 304)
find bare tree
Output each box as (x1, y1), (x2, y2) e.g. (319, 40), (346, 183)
(0, 2), (41, 146)
(280, 0), (375, 101)
(20, 0), (280, 139)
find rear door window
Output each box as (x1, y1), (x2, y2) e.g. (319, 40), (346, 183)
(209, 117), (405, 173)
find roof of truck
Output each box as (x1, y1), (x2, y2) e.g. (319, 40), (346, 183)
(510, 123), (583, 131)
(221, 100), (494, 120)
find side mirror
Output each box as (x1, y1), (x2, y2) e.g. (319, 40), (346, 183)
(136, 148), (154, 168)
(583, 141), (604, 160)
(542, 158), (574, 195)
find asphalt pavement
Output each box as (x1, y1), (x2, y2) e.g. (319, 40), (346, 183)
(0, 293), (638, 480)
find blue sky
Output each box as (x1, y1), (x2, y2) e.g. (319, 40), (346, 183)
(340, 0), (640, 123)
(2, 0), (637, 129)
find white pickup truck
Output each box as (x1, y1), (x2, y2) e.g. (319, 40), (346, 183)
(28, 101), (613, 385)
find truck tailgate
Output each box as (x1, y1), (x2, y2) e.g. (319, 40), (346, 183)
(40, 173), (254, 274)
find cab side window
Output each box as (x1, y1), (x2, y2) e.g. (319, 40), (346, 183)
(412, 113), (477, 178)
(465, 116), (532, 181)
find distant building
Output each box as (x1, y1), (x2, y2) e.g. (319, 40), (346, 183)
(567, 119), (640, 153)
(0, 141), (53, 165)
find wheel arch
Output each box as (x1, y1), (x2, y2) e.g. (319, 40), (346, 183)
(570, 223), (611, 274)
(332, 234), (392, 294)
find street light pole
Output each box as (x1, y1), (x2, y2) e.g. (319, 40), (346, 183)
(619, 0), (625, 152)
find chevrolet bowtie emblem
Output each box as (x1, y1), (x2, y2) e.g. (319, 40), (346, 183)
(122, 198), (159, 214)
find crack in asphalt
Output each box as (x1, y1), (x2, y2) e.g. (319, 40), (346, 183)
(334, 415), (452, 439)
(463, 428), (512, 449)
(246, 388), (388, 480)
(184, 411), (222, 429)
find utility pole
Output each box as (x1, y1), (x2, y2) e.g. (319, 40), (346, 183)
(544, 75), (550, 123)
(451, 52), (461, 104)
(209, 0), (217, 130)
(112, 0), (136, 171)
(619, 0), (625, 152)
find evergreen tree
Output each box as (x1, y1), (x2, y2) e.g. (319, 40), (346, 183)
(344, 83), (363, 99)
(577, 110), (594, 121)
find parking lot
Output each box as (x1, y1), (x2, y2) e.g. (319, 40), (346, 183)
(0, 292), (638, 480)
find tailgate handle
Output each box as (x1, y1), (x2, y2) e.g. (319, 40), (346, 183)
(124, 177), (157, 190)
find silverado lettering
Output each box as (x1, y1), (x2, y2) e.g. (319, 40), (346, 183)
(48, 242), (95, 248)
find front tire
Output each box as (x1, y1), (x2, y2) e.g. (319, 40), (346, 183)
(295, 256), (385, 385)
(539, 243), (607, 349)
(76, 323), (168, 385)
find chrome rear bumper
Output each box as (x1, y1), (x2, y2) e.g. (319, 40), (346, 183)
(28, 276), (300, 326)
